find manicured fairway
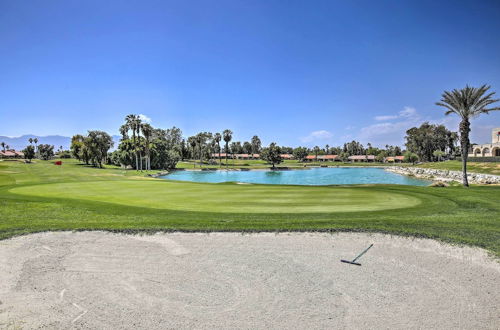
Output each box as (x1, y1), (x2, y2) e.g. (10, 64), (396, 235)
(1, 159), (499, 256)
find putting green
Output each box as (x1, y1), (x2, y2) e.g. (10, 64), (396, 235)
(10, 180), (421, 213)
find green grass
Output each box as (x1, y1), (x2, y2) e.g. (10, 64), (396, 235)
(1, 158), (499, 256)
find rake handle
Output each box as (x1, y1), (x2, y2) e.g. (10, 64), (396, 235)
(352, 244), (374, 263)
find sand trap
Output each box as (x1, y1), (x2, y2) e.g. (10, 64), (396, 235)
(0, 232), (498, 329)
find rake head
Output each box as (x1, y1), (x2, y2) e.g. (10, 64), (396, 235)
(341, 259), (361, 266)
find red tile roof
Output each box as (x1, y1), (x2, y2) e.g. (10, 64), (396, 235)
(318, 155), (338, 159)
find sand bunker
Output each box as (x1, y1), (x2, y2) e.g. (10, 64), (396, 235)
(0, 232), (498, 329)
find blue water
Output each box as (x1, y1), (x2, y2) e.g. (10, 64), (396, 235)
(161, 167), (430, 186)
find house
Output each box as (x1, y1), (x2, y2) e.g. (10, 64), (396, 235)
(317, 155), (339, 162)
(280, 154), (294, 160)
(211, 153), (232, 159)
(385, 155), (404, 163)
(348, 155), (375, 162)
(468, 127), (500, 157)
(0, 150), (24, 159)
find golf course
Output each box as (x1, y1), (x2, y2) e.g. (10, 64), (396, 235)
(1, 159), (499, 256)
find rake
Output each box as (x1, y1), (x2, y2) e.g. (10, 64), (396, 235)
(341, 244), (373, 266)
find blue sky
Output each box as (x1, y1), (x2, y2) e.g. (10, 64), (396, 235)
(1, 0), (500, 147)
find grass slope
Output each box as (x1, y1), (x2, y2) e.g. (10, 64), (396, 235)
(1, 159), (499, 256)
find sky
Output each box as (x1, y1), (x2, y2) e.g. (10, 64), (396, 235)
(1, 0), (500, 148)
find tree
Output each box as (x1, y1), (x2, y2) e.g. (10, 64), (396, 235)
(33, 138), (38, 157)
(141, 123), (153, 170)
(436, 85), (500, 186)
(1, 142), (5, 152)
(23, 145), (35, 162)
(325, 144), (330, 155)
(124, 114), (141, 170)
(38, 144), (54, 160)
(376, 150), (387, 163)
(214, 133), (222, 167)
(404, 151), (419, 165)
(70, 134), (86, 161)
(405, 122), (455, 161)
(242, 141), (252, 154)
(251, 135), (262, 154)
(293, 147), (308, 161)
(261, 142), (282, 169)
(85, 130), (113, 168)
(223, 129), (232, 168)
(313, 146), (320, 160)
(433, 150), (445, 162)
(187, 136), (197, 167)
(340, 152), (349, 162)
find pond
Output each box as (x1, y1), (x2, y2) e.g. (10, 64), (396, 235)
(160, 167), (430, 186)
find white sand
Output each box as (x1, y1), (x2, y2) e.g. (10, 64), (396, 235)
(0, 232), (498, 329)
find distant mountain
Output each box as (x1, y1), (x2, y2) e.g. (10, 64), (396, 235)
(0, 135), (121, 151)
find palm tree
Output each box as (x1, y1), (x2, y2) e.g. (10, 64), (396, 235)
(223, 129), (232, 168)
(28, 138), (33, 145)
(214, 133), (222, 167)
(33, 138), (38, 158)
(1, 142), (5, 152)
(313, 146), (320, 161)
(125, 114), (140, 170)
(141, 123), (153, 170)
(188, 136), (197, 168)
(436, 85), (500, 186)
(325, 144), (330, 155)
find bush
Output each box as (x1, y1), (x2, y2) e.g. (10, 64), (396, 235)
(429, 181), (449, 187)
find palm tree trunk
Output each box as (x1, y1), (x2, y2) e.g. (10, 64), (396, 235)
(218, 143), (221, 168)
(460, 119), (470, 187)
(225, 143), (228, 168)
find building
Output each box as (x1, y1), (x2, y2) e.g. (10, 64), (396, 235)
(385, 155), (405, 163)
(468, 127), (500, 157)
(317, 155), (339, 162)
(0, 150), (24, 158)
(348, 155), (375, 162)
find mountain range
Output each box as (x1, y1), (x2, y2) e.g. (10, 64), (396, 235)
(0, 135), (121, 151)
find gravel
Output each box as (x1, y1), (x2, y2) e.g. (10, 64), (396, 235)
(0, 232), (498, 329)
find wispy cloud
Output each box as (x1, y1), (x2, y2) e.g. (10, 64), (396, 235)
(300, 130), (333, 143)
(374, 107), (417, 121)
(360, 107), (421, 146)
(138, 114), (151, 123)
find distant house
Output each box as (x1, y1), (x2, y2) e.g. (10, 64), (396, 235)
(280, 154), (294, 160)
(211, 153), (232, 159)
(317, 155), (339, 162)
(0, 150), (24, 159)
(385, 156), (404, 163)
(348, 155), (375, 162)
(211, 153), (260, 160)
(304, 155), (317, 162)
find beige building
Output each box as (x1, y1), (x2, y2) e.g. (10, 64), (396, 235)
(468, 127), (500, 157)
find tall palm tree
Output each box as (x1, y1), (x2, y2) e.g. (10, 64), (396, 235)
(28, 138), (33, 145)
(125, 114), (140, 170)
(141, 123), (153, 170)
(188, 136), (197, 168)
(313, 146), (320, 161)
(223, 129), (232, 168)
(214, 133), (222, 167)
(33, 138), (38, 158)
(436, 84), (500, 186)
(1, 142), (5, 152)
